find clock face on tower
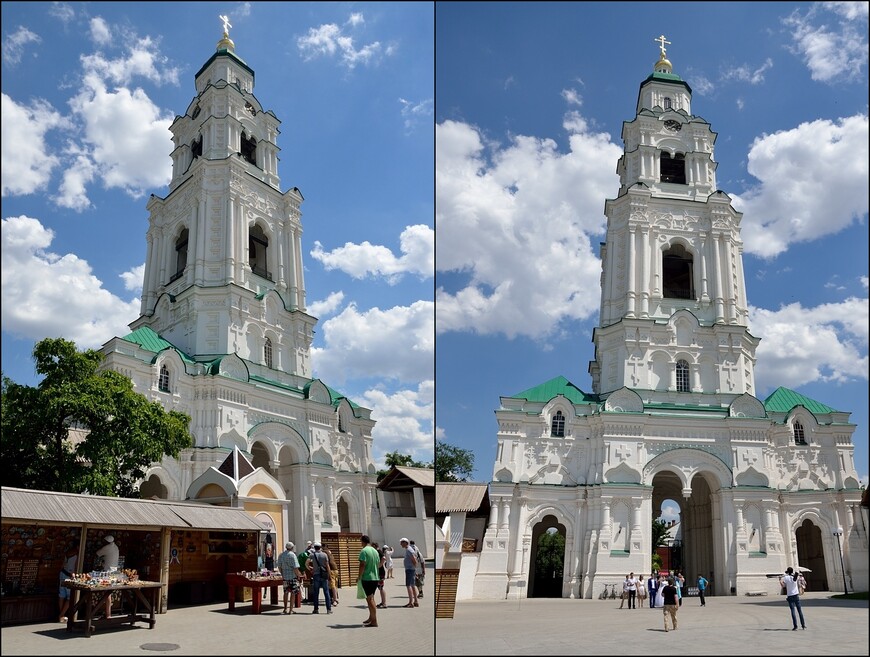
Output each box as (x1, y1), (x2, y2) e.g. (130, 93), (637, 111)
(664, 119), (681, 133)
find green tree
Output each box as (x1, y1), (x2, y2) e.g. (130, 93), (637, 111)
(1, 338), (193, 497)
(434, 440), (475, 482)
(651, 518), (673, 570)
(535, 530), (565, 578)
(376, 450), (432, 482)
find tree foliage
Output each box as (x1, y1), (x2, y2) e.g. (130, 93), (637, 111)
(652, 518), (673, 549)
(376, 450), (432, 482)
(434, 440), (475, 482)
(535, 529), (565, 577)
(1, 338), (193, 497)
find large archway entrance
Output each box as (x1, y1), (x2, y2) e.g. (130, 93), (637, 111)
(795, 519), (829, 591)
(529, 515), (566, 598)
(652, 468), (718, 594)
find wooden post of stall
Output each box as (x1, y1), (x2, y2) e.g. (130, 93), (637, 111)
(159, 526), (171, 613)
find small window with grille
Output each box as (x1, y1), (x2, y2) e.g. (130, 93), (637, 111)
(551, 411), (565, 437)
(793, 421), (807, 445)
(158, 364), (170, 392)
(264, 337), (273, 369)
(676, 360), (690, 392)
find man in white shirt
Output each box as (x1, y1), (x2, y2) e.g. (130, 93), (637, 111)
(779, 567), (807, 630)
(95, 535), (120, 617)
(627, 571), (638, 609)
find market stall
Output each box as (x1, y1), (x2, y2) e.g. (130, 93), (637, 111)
(224, 571), (284, 614)
(1, 487), (265, 625)
(63, 572), (161, 637)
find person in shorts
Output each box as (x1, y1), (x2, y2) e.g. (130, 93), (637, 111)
(277, 542), (302, 614)
(358, 535), (381, 627)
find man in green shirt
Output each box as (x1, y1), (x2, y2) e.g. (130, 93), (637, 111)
(358, 534), (381, 627)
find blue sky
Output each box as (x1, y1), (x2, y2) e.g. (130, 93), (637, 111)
(1, 2), (434, 467)
(435, 0), (869, 506)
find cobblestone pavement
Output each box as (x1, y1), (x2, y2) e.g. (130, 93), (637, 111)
(436, 592), (869, 656)
(1, 579), (433, 656)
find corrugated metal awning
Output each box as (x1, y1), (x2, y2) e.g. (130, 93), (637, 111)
(170, 502), (266, 531)
(1, 487), (263, 532)
(435, 483), (489, 513)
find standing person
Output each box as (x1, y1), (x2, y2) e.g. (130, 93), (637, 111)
(262, 543), (275, 598)
(673, 570), (683, 607)
(410, 539), (426, 598)
(58, 548), (78, 623)
(95, 535), (119, 618)
(779, 567), (807, 630)
(276, 542), (302, 614)
(619, 574), (630, 609)
(384, 544), (394, 579)
(627, 571), (638, 609)
(654, 574), (666, 608)
(323, 545), (339, 606)
(400, 538), (418, 608)
(358, 534), (381, 627)
(697, 573), (708, 607)
(662, 577), (679, 632)
(373, 542), (387, 609)
(648, 571), (659, 609)
(306, 542), (332, 614)
(637, 574), (647, 608)
(298, 541), (312, 603)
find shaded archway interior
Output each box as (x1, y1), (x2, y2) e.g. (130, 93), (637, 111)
(529, 515), (566, 598)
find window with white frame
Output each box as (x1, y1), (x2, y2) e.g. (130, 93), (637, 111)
(676, 359), (690, 392)
(264, 337), (273, 368)
(551, 410), (565, 437)
(158, 364), (170, 392)
(793, 421), (807, 445)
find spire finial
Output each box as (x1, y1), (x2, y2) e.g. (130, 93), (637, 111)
(655, 34), (671, 59)
(220, 14), (232, 39)
(217, 14), (235, 52)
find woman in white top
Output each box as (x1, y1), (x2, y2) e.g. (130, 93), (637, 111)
(384, 545), (394, 579)
(654, 575), (666, 608)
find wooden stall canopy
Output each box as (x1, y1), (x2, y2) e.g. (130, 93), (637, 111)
(320, 532), (363, 588)
(1, 487), (266, 624)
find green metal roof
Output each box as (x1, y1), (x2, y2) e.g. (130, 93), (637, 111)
(325, 384), (361, 410)
(122, 326), (196, 363)
(642, 72), (692, 94)
(510, 376), (597, 404)
(763, 387), (839, 415)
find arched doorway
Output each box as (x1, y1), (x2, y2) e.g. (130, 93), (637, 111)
(337, 497), (350, 532)
(250, 441), (273, 475)
(795, 519), (829, 591)
(529, 515), (566, 598)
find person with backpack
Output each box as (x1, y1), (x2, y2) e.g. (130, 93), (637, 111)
(410, 539), (426, 598)
(400, 537), (418, 607)
(306, 542), (332, 614)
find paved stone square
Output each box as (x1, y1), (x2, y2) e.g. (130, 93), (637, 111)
(0, 580), (433, 656)
(436, 592), (869, 656)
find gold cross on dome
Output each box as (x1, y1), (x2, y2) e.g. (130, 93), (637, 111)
(655, 34), (671, 57)
(220, 14), (232, 37)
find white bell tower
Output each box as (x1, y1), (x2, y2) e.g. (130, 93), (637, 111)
(131, 20), (315, 379)
(590, 37), (759, 400)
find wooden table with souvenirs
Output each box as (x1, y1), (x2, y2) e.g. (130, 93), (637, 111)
(63, 570), (162, 637)
(225, 571), (284, 614)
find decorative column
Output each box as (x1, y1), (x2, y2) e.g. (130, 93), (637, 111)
(713, 233), (725, 323)
(640, 228), (650, 317)
(487, 499), (499, 530)
(626, 226), (637, 317)
(699, 234), (709, 302)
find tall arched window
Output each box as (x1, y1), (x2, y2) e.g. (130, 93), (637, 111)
(662, 244), (694, 299)
(676, 360), (690, 392)
(551, 411), (565, 437)
(663, 97), (672, 109)
(660, 151), (686, 184)
(264, 337), (273, 369)
(158, 364), (170, 392)
(241, 131), (257, 166)
(249, 224), (271, 280)
(793, 421), (806, 445)
(171, 228), (188, 282)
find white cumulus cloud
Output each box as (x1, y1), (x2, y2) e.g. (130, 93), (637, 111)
(364, 380), (434, 467)
(311, 300), (434, 385)
(1, 215), (140, 348)
(435, 118), (622, 339)
(1, 93), (66, 197)
(784, 3), (869, 83)
(296, 14), (391, 69)
(3, 26), (41, 65)
(733, 114), (869, 258)
(310, 225), (433, 283)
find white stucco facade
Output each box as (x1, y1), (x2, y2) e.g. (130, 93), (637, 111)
(471, 46), (868, 600)
(99, 29), (382, 546)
